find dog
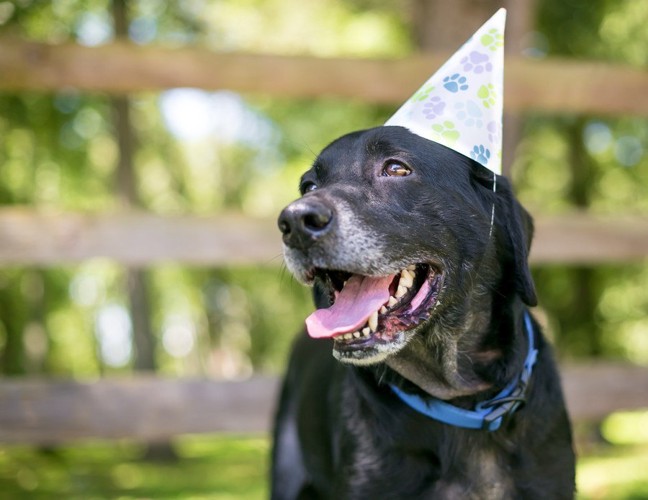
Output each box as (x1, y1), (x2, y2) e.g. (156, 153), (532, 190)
(271, 126), (575, 499)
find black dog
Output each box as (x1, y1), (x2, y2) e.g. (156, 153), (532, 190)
(272, 126), (575, 499)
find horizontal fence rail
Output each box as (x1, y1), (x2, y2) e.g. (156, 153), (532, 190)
(0, 209), (283, 266)
(0, 376), (279, 445)
(531, 213), (648, 264)
(0, 208), (647, 266)
(0, 363), (647, 445)
(1, 39), (648, 116)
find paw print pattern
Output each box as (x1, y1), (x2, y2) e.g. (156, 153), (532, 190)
(443, 73), (469, 93)
(480, 28), (503, 52)
(470, 145), (491, 164)
(477, 84), (497, 109)
(460, 51), (493, 74)
(422, 96), (446, 119)
(487, 121), (500, 144)
(455, 100), (484, 128)
(411, 84), (435, 103)
(431, 121), (460, 143)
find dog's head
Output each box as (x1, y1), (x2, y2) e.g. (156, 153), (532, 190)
(278, 126), (535, 388)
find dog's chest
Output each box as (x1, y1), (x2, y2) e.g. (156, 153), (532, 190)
(343, 449), (514, 500)
(339, 412), (514, 499)
(430, 450), (514, 499)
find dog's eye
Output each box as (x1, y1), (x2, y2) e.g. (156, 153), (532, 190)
(382, 161), (412, 177)
(301, 181), (318, 194)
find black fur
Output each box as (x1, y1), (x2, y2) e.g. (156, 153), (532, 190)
(272, 127), (575, 499)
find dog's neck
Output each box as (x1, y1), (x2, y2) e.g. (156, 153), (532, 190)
(385, 342), (490, 400)
(384, 300), (527, 402)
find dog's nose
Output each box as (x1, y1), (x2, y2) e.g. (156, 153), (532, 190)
(278, 199), (333, 250)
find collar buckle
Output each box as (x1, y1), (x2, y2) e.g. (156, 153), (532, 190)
(479, 383), (528, 430)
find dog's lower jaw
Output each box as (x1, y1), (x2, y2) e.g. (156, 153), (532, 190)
(332, 328), (417, 366)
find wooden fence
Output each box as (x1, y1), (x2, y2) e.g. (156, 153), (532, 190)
(1, 364), (648, 445)
(1, 209), (647, 266)
(1, 38), (647, 444)
(2, 39), (648, 115)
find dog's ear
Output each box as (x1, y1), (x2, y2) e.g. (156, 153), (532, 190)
(471, 165), (537, 306)
(497, 178), (537, 306)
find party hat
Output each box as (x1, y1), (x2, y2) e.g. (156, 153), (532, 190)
(385, 8), (506, 175)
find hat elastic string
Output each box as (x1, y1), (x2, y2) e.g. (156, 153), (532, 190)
(489, 172), (497, 239)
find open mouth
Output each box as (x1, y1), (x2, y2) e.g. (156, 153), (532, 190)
(305, 264), (443, 365)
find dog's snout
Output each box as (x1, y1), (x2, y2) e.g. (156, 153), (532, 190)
(278, 199), (333, 250)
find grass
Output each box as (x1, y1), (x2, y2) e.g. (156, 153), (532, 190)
(1, 435), (647, 499)
(0, 435), (269, 499)
(577, 444), (648, 499)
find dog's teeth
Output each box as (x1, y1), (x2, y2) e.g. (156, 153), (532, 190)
(396, 285), (408, 298)
(362, 327), (371, 336)
(407, 265), (416, 272)
(368, 311), (378, 332)
(379, 306), (388, 315)
(353, 331), (361, 339)
(400, 269), (414, 288)
(388, 296), (398, 307)
(343, 333), (353, 340)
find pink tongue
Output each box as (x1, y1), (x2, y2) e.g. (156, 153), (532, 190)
(306, 274), (394, 339)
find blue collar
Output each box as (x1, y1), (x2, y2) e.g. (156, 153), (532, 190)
(389, 312), (538, 431)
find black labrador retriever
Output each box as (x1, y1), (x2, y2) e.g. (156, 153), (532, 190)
(272, 126), (575, 499)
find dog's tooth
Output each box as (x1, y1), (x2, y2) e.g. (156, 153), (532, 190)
(343, 333), (353, 340)
(362, 327), (371, 336)
(353, 331), (361, 339)
(396, 285), (408, 298)
(400, 269), (414, 288)
(368, 311), (378, 332)
(388, 296), (398, 307)
(407, 264), (416, 272)
(379, 306), (388, 315)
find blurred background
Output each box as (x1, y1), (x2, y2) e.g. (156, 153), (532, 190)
(0, 0), (647, 498)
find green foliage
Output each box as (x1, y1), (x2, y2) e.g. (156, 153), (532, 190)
(514, 0), (648, 358)
(194, 0), (411, 57)
(0, 0), (417, 377)
(599, 1), (648, 66)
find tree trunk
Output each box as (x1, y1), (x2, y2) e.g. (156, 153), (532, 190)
(562, 118), (604, 357)
(111, 0), (176, 460)
(111, 0), (157, 374)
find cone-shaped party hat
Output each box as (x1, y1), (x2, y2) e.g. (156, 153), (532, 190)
(385, 8), (506, 175)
